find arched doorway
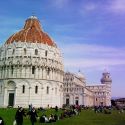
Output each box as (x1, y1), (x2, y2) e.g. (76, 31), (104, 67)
(7, 81), (16, 107)
(66, 94), (70, 105)
(75, 97), (79, 105)
(8, 92), (14, 106)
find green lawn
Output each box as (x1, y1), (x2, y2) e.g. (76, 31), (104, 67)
(0, 108), (125, 125)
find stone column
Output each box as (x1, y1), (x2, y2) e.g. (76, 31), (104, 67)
(6, 66), (9, 78)
(41, 68), (43, 79)
(3, 86), (8, 107)
(14, 66), (17, 78)
(21, 66), (25, 78)
(0, 67), (2, 78)
(41, 85), (44, 106)
(28, 86), (31, 105)
(14, 86), (17, 107)
(4, 66), (7, 78)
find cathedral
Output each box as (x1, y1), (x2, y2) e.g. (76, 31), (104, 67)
(63, 71), (112, 106)
(0, 16), (112, 108)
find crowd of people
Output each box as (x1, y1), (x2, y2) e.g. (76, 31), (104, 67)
(13, 104), (81, 125)
(0, 104), (124, 125)
(14, 106), (38, 125)
(94, 106), (112, 114)
(38, 105), (81, 124)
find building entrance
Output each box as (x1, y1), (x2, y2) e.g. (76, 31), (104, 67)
(75, 100), (79, 105)
(8, 93), (14, 107)
(66, 98), (69, 105)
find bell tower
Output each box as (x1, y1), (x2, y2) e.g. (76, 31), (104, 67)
(101, 72), (112, 106)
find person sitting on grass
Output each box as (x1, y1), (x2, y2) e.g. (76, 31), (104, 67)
(59, 113), (64, 119)
(39, 115), (45, 123)
(44, 115), (49, 123)
(54, 114), (58, 121)
(49, 114), (56, 123)
(104, 107), (111, 114)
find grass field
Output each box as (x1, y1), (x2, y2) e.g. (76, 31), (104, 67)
(0, 108), (125, 125)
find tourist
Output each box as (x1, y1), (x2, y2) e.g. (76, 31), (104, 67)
(0, 117), (4, 125)
(59, 113), (64, 119)
(15, 107), (25, 125)
(55, 106), (58, 112)
(28, 107), (38, 125)
(39, 115), (45, 123)
(43, 115), (49, 123)
(54, 114), (58, 121)
(29, 104), (32, 112)
(49, 114), (55, 122)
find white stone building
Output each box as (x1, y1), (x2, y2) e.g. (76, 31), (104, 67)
(0, 16), (112, 108)
(63, 71), (112, 107)
(0, 16), (64, 108)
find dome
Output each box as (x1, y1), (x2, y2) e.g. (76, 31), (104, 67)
(101, 72), (112, 83)
(101, 77), (112, 83)
(5, 16), (56, 47)
(77, 70), (85, 80)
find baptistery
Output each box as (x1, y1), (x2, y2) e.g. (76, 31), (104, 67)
(0, 16), (64, 108)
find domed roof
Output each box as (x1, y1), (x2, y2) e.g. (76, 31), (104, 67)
(101, 72), (112, 83)
(77, 70), (85, 80)
(5, 16), (56, 47)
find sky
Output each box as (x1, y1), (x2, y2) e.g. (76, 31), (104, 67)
(0, 0), (125, 98)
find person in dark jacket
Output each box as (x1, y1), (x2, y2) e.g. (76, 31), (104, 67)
(0, 117), (4, 125)
(28, 107), (38, 125)
(15, 107), (25, 125)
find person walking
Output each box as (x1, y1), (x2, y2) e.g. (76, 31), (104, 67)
(15, 107), (25, 125)
(28, 107), (38, 125)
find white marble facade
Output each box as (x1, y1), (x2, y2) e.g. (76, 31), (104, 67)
(0, 16), (64, 108)
(0, 16), (112, 108)
(63, 71), (112, 107)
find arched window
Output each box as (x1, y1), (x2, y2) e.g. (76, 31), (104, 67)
(0, 85), (2, 93)
(35, 49), (38, 55)
(47, 86), (49, 94)
(22, 85), (25, 93)
(35, 86), (38, 94)
(55, 88), (57, 94)
(32, 66), (35, 74)
(47, 68), (50, 75)
(24, 48), (26, 55)
(12, 49), (15, 55)
(11, 66), (13, 74)
(45, 50), (47, 56)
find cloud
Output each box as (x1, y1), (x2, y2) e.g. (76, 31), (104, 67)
(65, 58), (125, 68)
(83, 2), (97, 12)
(62, 43), (125, 57)
(108, 0), (125, 14)
(50, 0), (70, 9)
(62, 43), (125, 71)
(79, 1), (101, 15)
(79, 0), (125, 16)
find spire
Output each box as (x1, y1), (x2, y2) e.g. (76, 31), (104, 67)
(78, 69), (81, 73)
(29, 15), (38, 19)
(29, 12), (38, 19)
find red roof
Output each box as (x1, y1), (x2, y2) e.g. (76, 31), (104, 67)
(5, 16), (56, 47)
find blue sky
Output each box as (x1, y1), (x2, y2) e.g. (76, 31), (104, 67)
(0, 0), (125, 97)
